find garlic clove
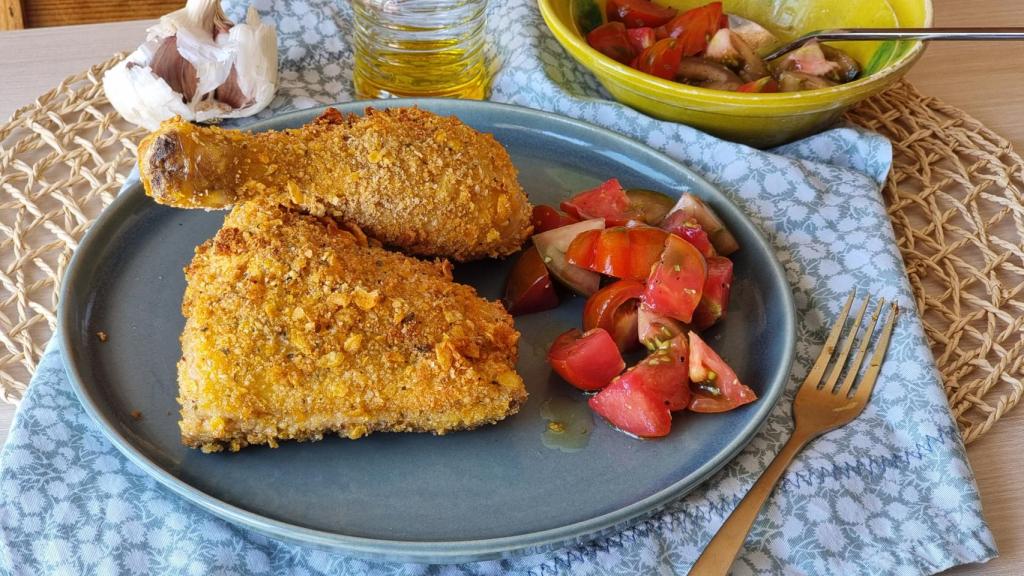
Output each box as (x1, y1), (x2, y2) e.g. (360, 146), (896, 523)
(103, 0), (278, 129)
(217, 6), (278, 118)
(215, 66), (249, 109)
(149, 36), (199, 101)
(103, 56), (195, 130)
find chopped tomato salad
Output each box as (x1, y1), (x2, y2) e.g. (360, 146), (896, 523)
(504, 177), (754, 439)
(586, 1), (862, 93)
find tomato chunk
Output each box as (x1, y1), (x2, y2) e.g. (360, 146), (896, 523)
(564, 228), (600, 270)
(642, 234), (707, 323)
(548, 328), (626, 391)
(531, 205), (579, 234)
(692, 256), (733, 329)
(586, 22), (636, 64)
(503, 246), (559, 316)
(626, 27), (657, 53)
(566, 226), (669, 281)
(638, 305), (686, 350)
(589, 378), (671, 438)
(593, 227), (632, 278)
(610, 303), (640, 353)
(667, 193), (739, 255)
(624, 189), (675, 225)
(616, 336), (690, 411)
(561, 178), (632, 225)
(661, 210), (715, 258)
(627, 226), (670, 280)
(737, 76), (779, 93)
(533, 219), (605, 296)
(663, 2), (725, 57)
(688, 331), (757, 412)
(634, 37), (684, 80)
(583, 279), (645, 352)
(606, 0), (678, 29)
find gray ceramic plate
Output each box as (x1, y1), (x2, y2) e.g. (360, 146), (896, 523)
(60, 100), (795, 564)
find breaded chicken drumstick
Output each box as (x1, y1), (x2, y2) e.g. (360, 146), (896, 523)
(138, 107), (533, 261)
(179, 201), (527, 452)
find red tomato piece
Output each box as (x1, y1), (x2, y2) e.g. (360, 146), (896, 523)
(661, 210), (715, 257)
(642, 234), (708, 323)
(626, 226), (667, 280)
(565, 226), (669, 281)
(534, 218), (606, 296)
(586, 22), (636, 65)
(592, 227), (632, 277)
(692, 256), (733, 329)
(663, 1), (725, 57)
(503, 246), (559, 316)
(548, 328), (626, 391)
(561, 178), (632, 224)
(583, 279), (645, 352)
(634, 37), (684, 80)
(564, 228), (601, 270)
(606, 0), (678, 29)
(626, 27), (657, 53)
(737, 76), (780, 93)
(667, 193), (739, 255)
(638, 305), (686, 350)
(531, 205), (579, 234)
(688, 331), (757, 412)
(611, 302), (641, 352)
(589, 377), (672, 438)
(616, 337), (691, 411)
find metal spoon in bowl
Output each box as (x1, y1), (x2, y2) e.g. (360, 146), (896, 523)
(725, 15), (1024, 60)
(760, 27), (1024, 61)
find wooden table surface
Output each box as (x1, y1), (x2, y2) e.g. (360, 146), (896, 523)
(0, 2), (1021, 573)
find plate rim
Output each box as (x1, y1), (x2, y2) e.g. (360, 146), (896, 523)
(59, 98), (796, 563)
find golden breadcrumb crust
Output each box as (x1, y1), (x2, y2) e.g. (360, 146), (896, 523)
(178, 201), (527, 452)
(139, 107), (533, 261)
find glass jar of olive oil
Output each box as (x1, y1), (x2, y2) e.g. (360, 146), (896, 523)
(351, 0), (488, 99)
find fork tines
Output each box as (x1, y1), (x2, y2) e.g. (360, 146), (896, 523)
(805, 289), (899, 400)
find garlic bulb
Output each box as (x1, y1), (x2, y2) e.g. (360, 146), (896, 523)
(103, 0), (278, 130)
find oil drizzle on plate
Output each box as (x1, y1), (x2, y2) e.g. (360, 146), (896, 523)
(541, 395), (593, 452)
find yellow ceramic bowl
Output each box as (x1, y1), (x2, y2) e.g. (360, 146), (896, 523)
(539, 0), (933, 147)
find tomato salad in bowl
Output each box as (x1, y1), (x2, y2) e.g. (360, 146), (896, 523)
(587, 0), (861, 93)
(504, 178), (754, 439)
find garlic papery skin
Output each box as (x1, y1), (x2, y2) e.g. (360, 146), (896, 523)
(103, 0), (278, 130)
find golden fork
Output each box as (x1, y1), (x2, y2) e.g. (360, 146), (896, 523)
(690, 290), (899, 575)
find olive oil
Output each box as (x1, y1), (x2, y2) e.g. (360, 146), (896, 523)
(541, 395), (593, 453)
(351, 0), (488, 99)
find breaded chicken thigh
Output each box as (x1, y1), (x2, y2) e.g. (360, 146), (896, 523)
(139, 107), (533, 261)
(178, 201), (527, 452)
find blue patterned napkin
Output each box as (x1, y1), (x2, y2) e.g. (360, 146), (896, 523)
(0, 1), (997, 574)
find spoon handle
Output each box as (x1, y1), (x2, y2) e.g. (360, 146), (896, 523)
(763, 27), (1024, 60)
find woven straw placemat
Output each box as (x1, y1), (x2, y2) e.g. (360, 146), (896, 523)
(1, 55), (1022, 444)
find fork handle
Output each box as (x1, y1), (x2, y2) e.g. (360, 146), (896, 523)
(689, 428), (815, 575)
